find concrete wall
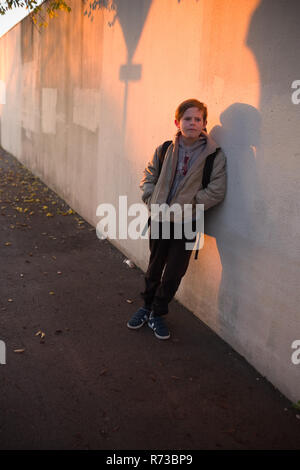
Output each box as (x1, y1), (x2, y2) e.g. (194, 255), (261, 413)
(0, 0), (299, 403)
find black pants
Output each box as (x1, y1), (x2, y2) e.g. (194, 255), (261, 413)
(141, 221), (196, 316)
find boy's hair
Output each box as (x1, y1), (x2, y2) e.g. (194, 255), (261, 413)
(175, 99), (208, 123)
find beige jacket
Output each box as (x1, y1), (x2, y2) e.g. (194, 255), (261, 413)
(140, 131), (227, 217)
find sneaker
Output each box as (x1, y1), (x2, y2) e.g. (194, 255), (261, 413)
(148, 312), (170, 340)
(127, 307), (150, 329)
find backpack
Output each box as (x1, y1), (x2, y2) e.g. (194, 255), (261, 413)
(158, 140), (220, 259)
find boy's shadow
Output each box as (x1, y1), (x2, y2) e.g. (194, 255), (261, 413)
(201, 103), (264, 337)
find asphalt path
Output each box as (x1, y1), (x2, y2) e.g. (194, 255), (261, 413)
(0, 147), (299, 450)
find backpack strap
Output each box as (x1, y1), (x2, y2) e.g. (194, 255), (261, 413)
(158, 140), (172, 174)
(202, 147), (220, 188)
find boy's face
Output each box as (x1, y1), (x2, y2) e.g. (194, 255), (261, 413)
(175, 107), (207, 141)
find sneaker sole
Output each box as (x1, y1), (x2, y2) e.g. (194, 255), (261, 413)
(127, 319), (147, 330)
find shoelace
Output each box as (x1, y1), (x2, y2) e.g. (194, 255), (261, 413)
(134, 309), (148, 320)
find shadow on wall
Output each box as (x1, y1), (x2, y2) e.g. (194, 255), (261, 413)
(207, 104), (263, 335)
(244, 0), (300, 354)
(246, 0), (300, 236)
(246, 0), (300, 107)
(85, 0), (152, 132)
(114, 0), (152, 132)
(204, 0), (300, 346)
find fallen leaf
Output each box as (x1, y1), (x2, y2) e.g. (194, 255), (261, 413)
(14, 349), (25, 353)
(63, 208), (74, 216)
(49, 291), (55, 295)
(35, 330), (45, 339)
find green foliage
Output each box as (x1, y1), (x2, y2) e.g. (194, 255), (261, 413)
(0, 0), (71, 31)
(0, 0), (39, 15)
(292, 400), (300, 411)
(0, 1), (38, 15)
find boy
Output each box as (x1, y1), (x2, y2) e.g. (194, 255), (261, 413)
(127, 99), (226, 340)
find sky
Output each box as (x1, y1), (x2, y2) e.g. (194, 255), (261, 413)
(0, 1), (43, 38)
